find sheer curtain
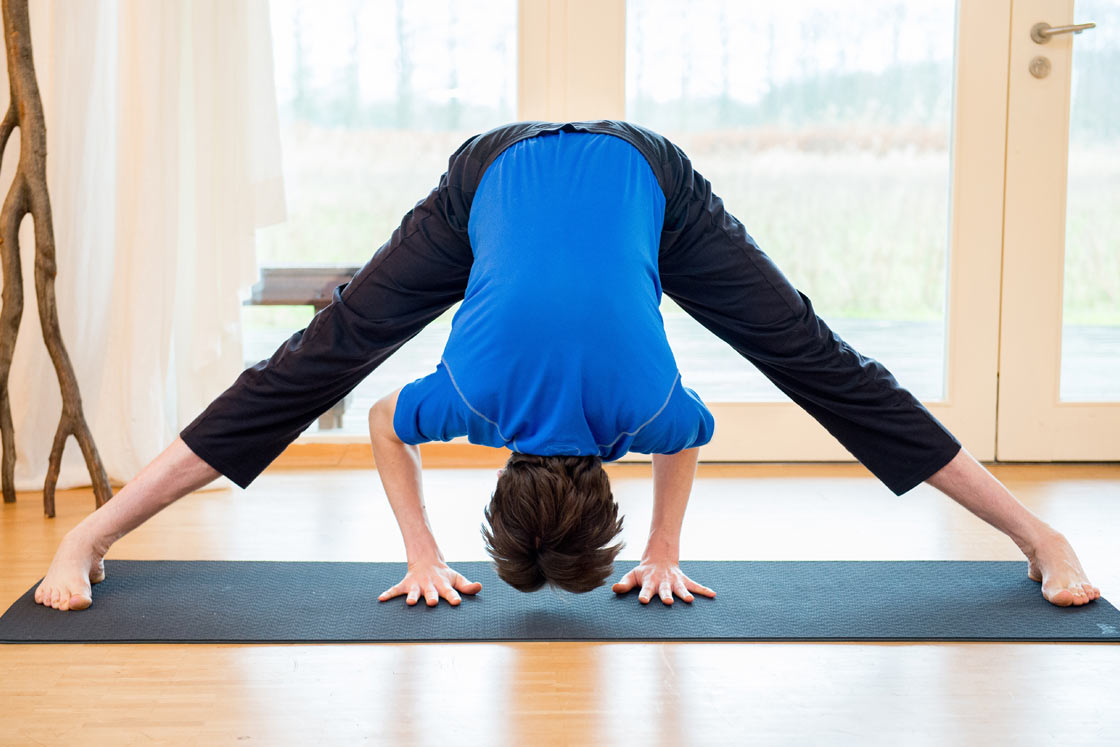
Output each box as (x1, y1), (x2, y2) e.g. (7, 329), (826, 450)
(1, 0), (285, 493)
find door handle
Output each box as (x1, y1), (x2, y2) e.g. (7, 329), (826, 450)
(1031, 21), (1097, 44)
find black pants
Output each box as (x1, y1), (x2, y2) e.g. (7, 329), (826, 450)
(179, 120), (962, 496)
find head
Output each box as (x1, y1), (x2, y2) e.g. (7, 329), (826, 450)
(482, 453), (624, 594)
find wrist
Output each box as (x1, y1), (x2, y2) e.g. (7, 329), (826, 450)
(396, 517), (434, 557)
(403, 531), (442, 563)
(642, 531), (680, 563)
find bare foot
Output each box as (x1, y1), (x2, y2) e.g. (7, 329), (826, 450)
(1024, 530), (1101, 607)
(34, 529), (108, 611)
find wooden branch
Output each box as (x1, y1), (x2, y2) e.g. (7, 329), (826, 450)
(0, 0), (112, 516)
(0, 114), (24, 506)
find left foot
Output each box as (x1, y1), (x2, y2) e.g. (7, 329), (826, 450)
(1024, 530), (1101, 607)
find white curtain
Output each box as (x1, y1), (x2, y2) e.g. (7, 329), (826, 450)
(1, 0), (285, 493)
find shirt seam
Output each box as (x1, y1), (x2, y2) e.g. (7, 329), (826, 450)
(441, 356), (516, 447)
(596, 371), (681, 450)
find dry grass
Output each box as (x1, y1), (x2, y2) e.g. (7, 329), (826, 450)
(250, 126), (1118, 334)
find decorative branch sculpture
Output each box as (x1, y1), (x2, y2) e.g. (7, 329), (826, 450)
(0, 0), (111, 517)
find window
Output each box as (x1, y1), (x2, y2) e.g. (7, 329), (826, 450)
(245, 0), (517, 433)
(628, 0), (956, 402)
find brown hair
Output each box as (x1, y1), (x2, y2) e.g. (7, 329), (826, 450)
(482, 453), (624, 593)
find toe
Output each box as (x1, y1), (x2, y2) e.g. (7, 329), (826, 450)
(69, 593), (92, 611)
(1044, 587), (1074, 606)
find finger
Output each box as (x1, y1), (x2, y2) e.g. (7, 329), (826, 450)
(406, 584), (421, 606)
(659, 581), (674, 605)
(453, 573), (482, 595)
(435, 581), (461, 606)
(424, 584), (439, 607)
(638, 580), (655, 604)
(684, 577), (716, 598)
(673, 580), (694, 603)
(379, 583), (404, 602)
(612, 569), (638, 594)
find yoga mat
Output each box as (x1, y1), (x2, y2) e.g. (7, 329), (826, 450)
(2, 560), (1118, 643)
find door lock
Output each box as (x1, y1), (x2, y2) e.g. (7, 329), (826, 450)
(1029, 56), (1051, 78)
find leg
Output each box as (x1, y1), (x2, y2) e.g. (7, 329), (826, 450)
(926, 448), (1100, 606)
(655, 141), (1098, 607)
(178, 134), (480, 490)
(36, 136), (482, 610)
(657, 142), (961, 497)
(34, 437), (220, 610)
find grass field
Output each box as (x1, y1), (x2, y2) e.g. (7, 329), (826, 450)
(254, 125), (1117, 323)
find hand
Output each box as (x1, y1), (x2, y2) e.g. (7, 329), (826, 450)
(611, 559), (716, 605)
(378, 559), (482, 607)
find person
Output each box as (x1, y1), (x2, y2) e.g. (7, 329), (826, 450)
(33, 120), (1099, 612)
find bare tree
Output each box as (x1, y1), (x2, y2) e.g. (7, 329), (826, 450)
(293, 2), (308, 119)
(447, 0), (460, 129)
(395, 0), (413, 128)
(343, 0), (361, 125)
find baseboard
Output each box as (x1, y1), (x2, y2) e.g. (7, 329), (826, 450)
(271, 439), (511, 469)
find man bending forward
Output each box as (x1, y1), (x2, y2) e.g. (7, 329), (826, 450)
(32, 120), (1100, 610)
(368, 130), (716, 605)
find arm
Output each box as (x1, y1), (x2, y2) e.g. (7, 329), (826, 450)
(369, 389), (441, 560)
(612, 447), (717, 605)
(368, 389), (482, 606)
(644, 447), (702, 561)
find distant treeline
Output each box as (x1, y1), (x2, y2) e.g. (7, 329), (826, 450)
(278, 0), (1117, 146)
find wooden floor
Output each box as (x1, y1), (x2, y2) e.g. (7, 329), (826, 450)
(3, 462), (1119, 746)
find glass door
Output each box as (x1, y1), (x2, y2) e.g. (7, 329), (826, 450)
(997, 0), (1120, 458)
(580, 0), (1010, 462)
(251, 0), (518, 436)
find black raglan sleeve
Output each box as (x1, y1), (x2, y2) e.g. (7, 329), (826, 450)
(179, 134), (483, 489)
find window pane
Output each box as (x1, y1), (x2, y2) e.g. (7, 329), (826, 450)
(627, 0), (955, 402)
(246, 0), (517, 432)
(1060, 0), (1120, 402)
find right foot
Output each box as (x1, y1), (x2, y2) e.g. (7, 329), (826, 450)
(34, 530), (108, 611)
(1023, 530), (1101, 607)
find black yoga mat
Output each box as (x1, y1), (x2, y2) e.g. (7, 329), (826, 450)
(2, 559), (1118, 643)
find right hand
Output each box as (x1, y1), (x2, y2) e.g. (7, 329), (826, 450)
(378, 558), (482, 607)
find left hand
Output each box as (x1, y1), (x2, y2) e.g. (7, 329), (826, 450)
(611, 559), (716, 605)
